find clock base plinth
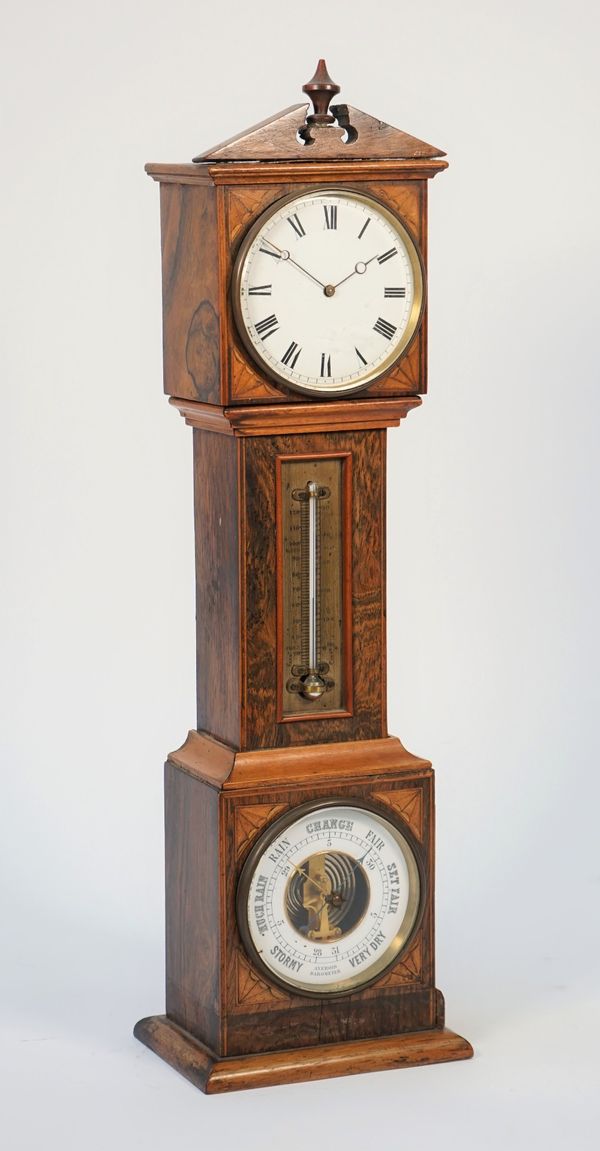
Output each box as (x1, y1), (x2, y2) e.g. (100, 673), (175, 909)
(134, 1014), (473, 1094)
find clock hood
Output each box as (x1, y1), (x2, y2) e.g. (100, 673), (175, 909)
(193, 60), (446, 164)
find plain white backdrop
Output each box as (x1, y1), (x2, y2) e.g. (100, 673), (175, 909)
(2, 0), (599, 1146)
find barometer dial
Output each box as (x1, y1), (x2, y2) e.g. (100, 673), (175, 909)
(237, 801), (422, 996)
(232, 188), (425, 396)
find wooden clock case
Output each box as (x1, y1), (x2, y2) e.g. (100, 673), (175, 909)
(134, 66), (473, 1093)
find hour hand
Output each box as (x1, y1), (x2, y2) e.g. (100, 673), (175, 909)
(333, 254), (378, 290)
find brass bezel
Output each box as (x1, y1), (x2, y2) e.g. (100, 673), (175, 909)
(231, 188), (426, 398)
(236, 797), (425, 999)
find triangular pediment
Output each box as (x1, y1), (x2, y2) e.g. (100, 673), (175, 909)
(194, 102), (445, 163)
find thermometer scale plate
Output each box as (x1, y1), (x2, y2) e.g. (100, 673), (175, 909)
(277, 453), (353, 720)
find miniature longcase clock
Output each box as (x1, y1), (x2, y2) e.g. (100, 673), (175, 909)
(134, 61), (473, 1093)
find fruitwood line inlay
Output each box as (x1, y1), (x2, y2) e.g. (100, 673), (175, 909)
(236, 953), (290, 1007)
(372, 787), (424, 841)
(378, 936), (424, 987)
(234, 804), (286, 859)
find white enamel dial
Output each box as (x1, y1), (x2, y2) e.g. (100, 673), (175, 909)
(233, 189), (424, 396)
(237, 802), (421, 996)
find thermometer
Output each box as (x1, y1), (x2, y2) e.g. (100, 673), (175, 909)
(280, 456), (348, 717)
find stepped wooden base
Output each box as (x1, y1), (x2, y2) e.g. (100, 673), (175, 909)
(134, 1015), (473, 1094)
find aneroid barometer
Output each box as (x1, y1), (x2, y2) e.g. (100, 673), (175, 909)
(135, 60), (473, 1093)
(237, 802), (422, 996)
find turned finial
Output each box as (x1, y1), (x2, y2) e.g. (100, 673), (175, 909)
(302, 59), (341, 126)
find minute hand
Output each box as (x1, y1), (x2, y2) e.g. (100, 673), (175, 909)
(261, 239), (327, 291)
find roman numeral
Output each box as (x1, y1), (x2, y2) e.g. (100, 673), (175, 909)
(320, 353), (332, 376)
(377, 248), (398, 265)
(358, 218), (371, 239)
(384, 287), (406, 298)
(373, 317), (397, 340)
(355, 347), (367, 366)
(323, 205), (337, 230)
(287, 213), (306, 238)
(281, 341), (302, 368)
(259, 246), (280, 259)
(255, 314), (279, 340)
(248, 284), (272, 296)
